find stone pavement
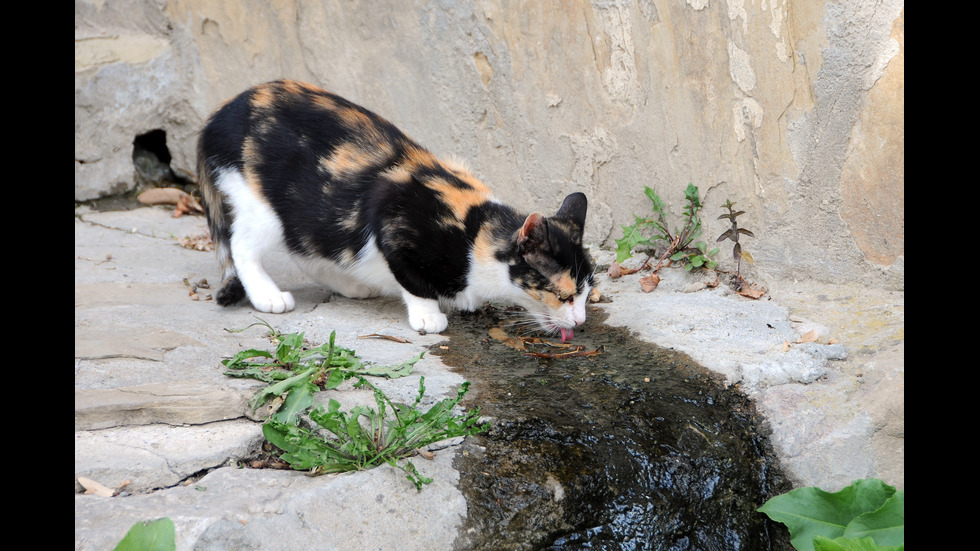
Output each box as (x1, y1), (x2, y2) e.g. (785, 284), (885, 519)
(75, 205), (903, 550)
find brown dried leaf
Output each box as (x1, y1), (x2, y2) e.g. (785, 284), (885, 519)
(358, 333), (411, 343)
(737, 285), (765, 299)
(137, 187), (186, 205)
(77, 476), (117, 497)
(639, 273), (660, 292)
(178, 233), (214, 252)
(489, 326), (527, 351)
(174, 193), (205, 217)
(524, 345), (604, 359)
(797, 330), (818, 343)
(137, 188), (204, 217)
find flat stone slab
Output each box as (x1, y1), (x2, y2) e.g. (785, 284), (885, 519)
(75, 452), (465, 551)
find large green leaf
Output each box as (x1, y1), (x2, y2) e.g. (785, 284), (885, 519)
(812, 535), (903, 551)
(758, 479), (899, 551)
(114, 518), (176, 551)
(844, 490), (904, 546)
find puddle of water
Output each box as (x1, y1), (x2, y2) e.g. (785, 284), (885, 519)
(434, 306), (793, 550)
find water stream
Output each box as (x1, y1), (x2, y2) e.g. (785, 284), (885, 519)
(434, 306), (793, 550)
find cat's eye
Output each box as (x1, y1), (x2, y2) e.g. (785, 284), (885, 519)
(556, 291), (573, 303)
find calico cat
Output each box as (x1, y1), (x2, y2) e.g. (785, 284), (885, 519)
(197, 79), (594, 339)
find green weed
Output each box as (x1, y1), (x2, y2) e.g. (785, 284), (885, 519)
(223, 320), (487, 490)
(614, 183), (718, 273)
(263, 376), (486, 491)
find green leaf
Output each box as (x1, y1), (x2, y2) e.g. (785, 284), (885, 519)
(844, 490), (903, 546)
(643, 185), (667, 215)
(271, 381), (319, 424)
(274, 331), (306, 365)
(615, 223), (653, 264)
(356, 352), (424, 378)
(322, 367), (349, 390)
(248, 366), (318, 412)
(684, 183), (702, 209)
(812, 535), (902, 551)
(221, 349), (274, 370)
(263, 419), (356, 472)
(114, 518), (176, 551)
(758, 479), (898, 551)
(396, 459), (434, 492)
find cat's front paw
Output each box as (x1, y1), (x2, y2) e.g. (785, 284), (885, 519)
(402, 292), (448, 333)
(249, 291), (296, 314)
(408, 311), (449, 334)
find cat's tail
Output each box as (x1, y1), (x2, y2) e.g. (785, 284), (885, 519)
(196, 149), (246, 307)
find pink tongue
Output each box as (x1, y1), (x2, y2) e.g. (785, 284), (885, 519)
(560, 327), (574, 343)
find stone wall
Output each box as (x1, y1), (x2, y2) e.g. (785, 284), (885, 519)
(75, 0), (904, 290)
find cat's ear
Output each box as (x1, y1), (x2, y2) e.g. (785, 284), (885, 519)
(517, 212), (550, 256)
(555, 192), (588, 231)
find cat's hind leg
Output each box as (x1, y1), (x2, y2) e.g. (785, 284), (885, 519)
(401, 291), (448, 333)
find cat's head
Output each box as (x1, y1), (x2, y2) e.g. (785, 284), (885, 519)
(511, 192), (595, 341)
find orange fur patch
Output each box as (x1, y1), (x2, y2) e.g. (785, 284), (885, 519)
(312, 92), (338, 112)
(337, 106), (374, 132)
(320, 143), (372, 176)
(424, 177), (492, 226)
(241, 137), (267, 201)
(473, 226), (499, 263)
(526, 289), (563, 310)
(281, 80), (317, 96)
(551, 272), (577, 298)
(250, 84), (277, 109)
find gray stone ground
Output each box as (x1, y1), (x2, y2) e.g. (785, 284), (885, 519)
(75, 205), (903, 550)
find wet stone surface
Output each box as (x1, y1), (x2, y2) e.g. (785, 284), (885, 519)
(435, 307), (793, 551)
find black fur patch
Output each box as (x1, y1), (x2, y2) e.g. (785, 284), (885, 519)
(215, 275), (246, 306)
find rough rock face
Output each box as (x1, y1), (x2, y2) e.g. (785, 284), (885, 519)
(74, 0), (903, 290)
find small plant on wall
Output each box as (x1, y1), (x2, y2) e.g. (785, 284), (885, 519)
(611, 183), (718, 291)
(611, 186), (767, 299)
(717, 199), (754, 276)
(715, 199), (764, 298)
